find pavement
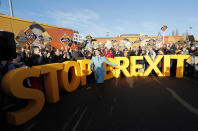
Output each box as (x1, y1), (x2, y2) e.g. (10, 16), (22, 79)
(2, 76), (198, 131)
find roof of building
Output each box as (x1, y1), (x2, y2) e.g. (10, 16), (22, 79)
(120, 34), (140, 37)
(45, 28), (76, 49)
(94, 37), (123, 43)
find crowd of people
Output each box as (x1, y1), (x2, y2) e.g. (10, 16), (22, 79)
(1, 38), (198, 122)
(1, 40), (198, 85)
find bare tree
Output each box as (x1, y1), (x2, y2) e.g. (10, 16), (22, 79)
(106, 32), (109, 37)
(171, 30), (175, 36)
(176, 29), (179, 36)
(157, 32), (162, 36)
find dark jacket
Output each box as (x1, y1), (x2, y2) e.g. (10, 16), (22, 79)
(72, 50), (81, 61)
(115, 50), (124, 57)
(51, 55), (63, 63)
(29, 54), (44, 66)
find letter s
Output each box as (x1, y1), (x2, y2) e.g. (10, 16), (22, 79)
(1, 68), (45, 125)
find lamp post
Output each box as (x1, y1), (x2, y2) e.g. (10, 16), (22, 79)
(161, 25), (168, 44)
(162, 31), (165, 45)
(9, 0), (14, 17)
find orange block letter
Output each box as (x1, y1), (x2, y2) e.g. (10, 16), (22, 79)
(1, 68), (45, 125)
(144, 55), (163, 76)
(60, 61), (81, 92)
(162, 55), (170, 76)
(33, 63), (63, 103)
(77, 59), (92, 86)
(170, 55), (190, 78)
(130, 56), (144, 76)
(114, 57), (130, 78)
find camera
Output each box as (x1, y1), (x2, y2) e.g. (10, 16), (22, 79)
(0, 31), (16, 61)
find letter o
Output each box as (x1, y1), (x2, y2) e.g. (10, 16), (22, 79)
(61, 61), (81, 92)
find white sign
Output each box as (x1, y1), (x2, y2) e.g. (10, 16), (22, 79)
(73, 33), (84, 43)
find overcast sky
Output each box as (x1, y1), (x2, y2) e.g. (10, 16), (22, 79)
(0, 0), (198, 38)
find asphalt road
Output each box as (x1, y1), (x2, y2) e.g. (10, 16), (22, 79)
(2, 76), (198, 131)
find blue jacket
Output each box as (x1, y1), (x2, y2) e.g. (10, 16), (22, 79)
(90, 56), (117, 83)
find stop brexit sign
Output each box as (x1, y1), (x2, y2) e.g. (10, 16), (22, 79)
(24, 28), (37, 45)
(161, 25), (168, 32)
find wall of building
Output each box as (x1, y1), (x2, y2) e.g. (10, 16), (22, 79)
(0, 14), (76, 49)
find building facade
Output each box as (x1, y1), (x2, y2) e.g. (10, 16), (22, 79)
(0, 14), (80, 49)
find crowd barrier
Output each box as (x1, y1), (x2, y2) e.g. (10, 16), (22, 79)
(1, 55), (191, 125)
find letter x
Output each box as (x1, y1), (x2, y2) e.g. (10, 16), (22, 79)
(144, 55), (163, 76)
